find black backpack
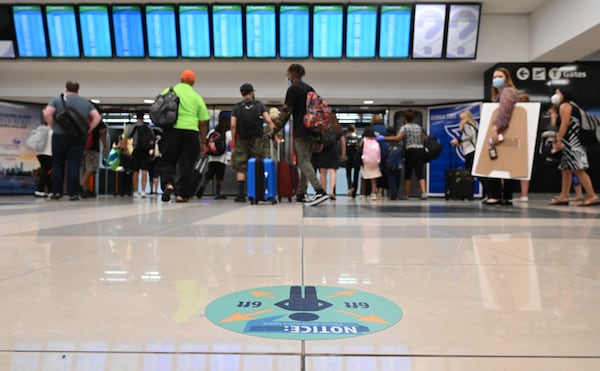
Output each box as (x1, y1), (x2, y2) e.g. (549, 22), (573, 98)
(149, 87), (179, 128)
(207, 129), (226, 156)
(135, 124), (155, 150)
(320, 127), (337, 148)
(236, 99), (263, 139)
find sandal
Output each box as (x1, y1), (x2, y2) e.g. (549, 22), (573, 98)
(549, 198), (569, 206)
(577, 198), (600, 207)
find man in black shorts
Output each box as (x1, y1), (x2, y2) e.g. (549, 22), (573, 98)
(125, 113), (155, 198)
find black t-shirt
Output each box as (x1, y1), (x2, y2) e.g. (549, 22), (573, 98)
(284, 80), (315, 139)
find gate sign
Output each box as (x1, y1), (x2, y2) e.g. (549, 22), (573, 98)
(205, 285), (403, 340)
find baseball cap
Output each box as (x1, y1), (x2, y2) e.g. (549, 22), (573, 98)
(181, 70), (195, 84)
(240, 83), (254, 95)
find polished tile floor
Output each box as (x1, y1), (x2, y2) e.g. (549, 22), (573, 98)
(1, 194), (599, 370)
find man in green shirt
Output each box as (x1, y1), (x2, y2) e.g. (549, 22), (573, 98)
(159, 70), (210, 202)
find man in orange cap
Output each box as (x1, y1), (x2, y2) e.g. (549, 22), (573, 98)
(157, 70), (210, 202)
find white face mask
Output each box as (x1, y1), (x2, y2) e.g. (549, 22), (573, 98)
(550, 94), (562, 105)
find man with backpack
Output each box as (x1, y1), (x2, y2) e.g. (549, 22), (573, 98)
(231, 83), (276, 203)
(125, 113), (155, 198)
(157, 70), (210, 203)
(271, 64), (330, 206)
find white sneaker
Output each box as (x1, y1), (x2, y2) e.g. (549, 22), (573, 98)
(514, 196), (528, 202)
(34, 191), (47, 197)
(141, 192), (147, 198)
(134, 192), (142, 198)
(370, 194), (377, 201)
(420, 193), (428, 200)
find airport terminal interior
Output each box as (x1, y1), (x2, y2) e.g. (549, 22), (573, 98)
(2, 0), (600, 370)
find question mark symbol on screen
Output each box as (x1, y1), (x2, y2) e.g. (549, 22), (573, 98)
(416, 9), (444, 55)
(450, 10), (477, 55)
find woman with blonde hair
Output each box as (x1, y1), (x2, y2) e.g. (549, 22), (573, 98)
(450, 109), (478, 171)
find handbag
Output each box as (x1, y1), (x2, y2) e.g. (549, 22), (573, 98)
(422, 129), (443, 163)
(55, 94), (89, 136)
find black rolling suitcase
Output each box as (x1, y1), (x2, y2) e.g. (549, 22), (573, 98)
(445, 169), (474, 200)
(445, 149), (474, 201)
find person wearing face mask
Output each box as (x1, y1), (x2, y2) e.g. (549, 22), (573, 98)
(483, 67), (520, 206)
(548, 86), (599, 206)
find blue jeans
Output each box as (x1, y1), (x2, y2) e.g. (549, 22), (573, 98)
(294, 136), (324, 196)
(387, 169), (402, 199)
(52, 133), (87, 196)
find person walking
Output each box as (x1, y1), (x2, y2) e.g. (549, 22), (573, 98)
(42, 80), (101, 201)
(79, 110), (107, 198)
(198, 112), (232, 200)
(158, 70), (210, 203)
(344, 124), (361, 198)
(34, 123), (53, 198)
(271, 63), (329, 206)
(126, 113), (155, 198)
(230, 83), (276, 202)
(548, 86), (599, 206)
(313, 112), (345, 200)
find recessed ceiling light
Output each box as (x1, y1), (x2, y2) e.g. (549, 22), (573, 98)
(363, 100), (374, 104)
(144, 99), (154, 104)
(90, 99), (101, 104)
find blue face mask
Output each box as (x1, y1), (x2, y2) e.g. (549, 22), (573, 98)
(492, 77), (505, 89)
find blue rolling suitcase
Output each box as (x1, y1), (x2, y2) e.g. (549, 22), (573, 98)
(247, 157), (277, 204)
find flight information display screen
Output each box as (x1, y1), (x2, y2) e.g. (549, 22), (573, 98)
(12, 5), (48, 57)
(312, 4), (343, 58)
(78, 5), (112, 57)
(46, 5), (80, 57)
(378, 4), (411, 59)
(212, 4), (243, 58)
(279, 4), (309, 58)
(245, 5), (276, 58)
(345, 4), (377, 58)
(145, 5), (178, 58)
(445, 4), (480, 59)
(112, 5), (145, 58)
(0, 5), (16, 58)
(179, 5), (211, 58)
(412, 3), (447, 59)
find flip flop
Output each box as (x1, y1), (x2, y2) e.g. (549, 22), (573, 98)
(549, 199), (569, 206)
(578, 198), (600, 207)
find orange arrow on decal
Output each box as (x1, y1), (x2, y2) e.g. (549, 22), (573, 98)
(338, 309), (388, 324)
(220, 308), (273, 323)
(250, 290), (275, 299)
(328, 290), (356, 298)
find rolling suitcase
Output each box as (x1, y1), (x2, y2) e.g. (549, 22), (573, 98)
(445, 149), (474, 200)
(277, 161), (298, 202)
(247, 157), (277, 204)
(445, 169), (474, 200)
(191, 156), (208, 196)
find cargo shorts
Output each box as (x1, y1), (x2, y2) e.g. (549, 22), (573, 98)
(232, 137), (265, 173)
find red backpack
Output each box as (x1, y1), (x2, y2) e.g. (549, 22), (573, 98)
(303, 91), (331, 133)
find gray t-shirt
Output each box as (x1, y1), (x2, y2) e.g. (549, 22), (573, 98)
(49, 93), (94, 135)
(399, 123), (424, 149)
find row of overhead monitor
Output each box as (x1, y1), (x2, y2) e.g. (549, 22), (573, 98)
(1, 3), (481, 60)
